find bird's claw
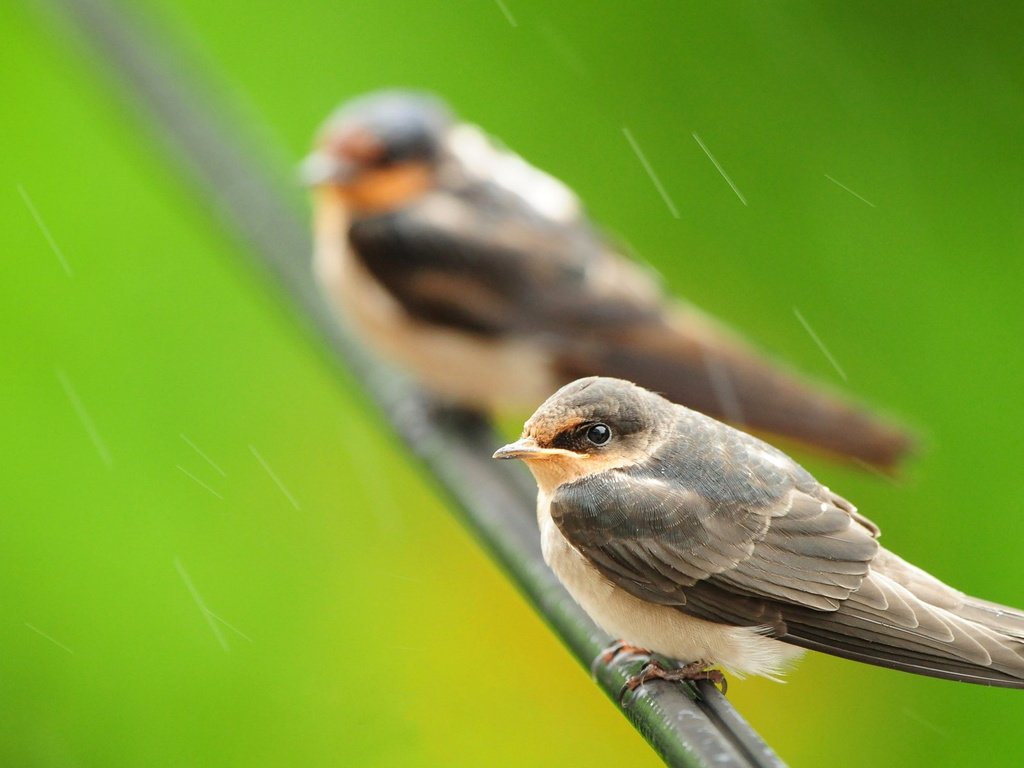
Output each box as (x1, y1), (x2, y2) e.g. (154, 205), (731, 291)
(618, 659), (728, 705)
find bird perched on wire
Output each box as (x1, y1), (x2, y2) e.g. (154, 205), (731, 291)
(494, 376), (1024, 689)
(302, 89), (912, 469)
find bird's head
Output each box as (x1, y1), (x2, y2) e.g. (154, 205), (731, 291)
(494, 377), (668, 492)
(301, 90), (452, 212)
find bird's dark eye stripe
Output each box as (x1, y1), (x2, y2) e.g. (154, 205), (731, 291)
(550, 422), (613, 451)
(585, 423), (612, 446)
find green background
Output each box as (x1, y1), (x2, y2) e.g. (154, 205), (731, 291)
(4, 1), (1024, 765)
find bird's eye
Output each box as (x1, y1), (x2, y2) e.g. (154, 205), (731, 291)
(585, 423), (612, 446)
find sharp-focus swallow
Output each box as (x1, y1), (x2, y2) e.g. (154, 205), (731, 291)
(495, 377), (1024, 688)
(303, 90), (912, 469)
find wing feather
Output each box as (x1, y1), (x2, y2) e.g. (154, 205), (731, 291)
(348, 190), (660, 337)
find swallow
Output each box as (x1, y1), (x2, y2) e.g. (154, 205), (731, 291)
(302, 90), (912, 469)
(494, 376), (1024, 688)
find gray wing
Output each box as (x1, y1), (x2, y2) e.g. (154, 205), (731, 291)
(347, 187), (661, 337)
(551, 415), (1024, 687)
(550, 443), (877, 618)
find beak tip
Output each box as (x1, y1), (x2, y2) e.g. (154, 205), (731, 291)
(493, 437), (543, 461)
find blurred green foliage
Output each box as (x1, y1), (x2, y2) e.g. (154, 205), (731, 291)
(3, 1), (1024, 765)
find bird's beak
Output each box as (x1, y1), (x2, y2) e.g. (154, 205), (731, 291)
(299, 150), (355, 187)
(493, 436), (557, 460)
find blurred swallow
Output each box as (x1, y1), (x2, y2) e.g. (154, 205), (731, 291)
(494, 377), (1024, 688)
(303, 90), (912, 469)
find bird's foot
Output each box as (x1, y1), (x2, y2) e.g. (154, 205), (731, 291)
(590, 640), (650, 680)
(619, 659), (728, 703)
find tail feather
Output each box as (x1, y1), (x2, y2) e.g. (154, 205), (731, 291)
(956, 598), (1024, 640)
(778, 551), (1024, 687)
(556, 304), (914, 469)
(788, 627), (1024, 688)
(872, 549), (1024, 639)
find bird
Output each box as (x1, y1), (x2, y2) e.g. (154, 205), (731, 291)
(302, 89), (912, 469)
(493, 376), (1024, 689)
